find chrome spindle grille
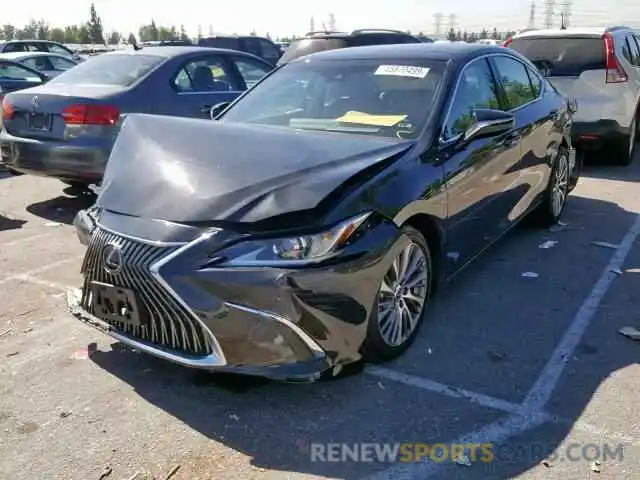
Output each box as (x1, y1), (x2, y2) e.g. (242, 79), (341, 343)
(80, 228), (214, 356)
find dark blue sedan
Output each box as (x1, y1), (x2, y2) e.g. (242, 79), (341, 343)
(0, 58), (48, 98)
(0, 46), (274, 186)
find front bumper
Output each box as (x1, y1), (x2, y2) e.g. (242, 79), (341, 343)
(0, 131), (109, 183)
(67, 211), (400, 381)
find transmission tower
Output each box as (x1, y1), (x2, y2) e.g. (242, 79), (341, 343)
(528, 1), (536, 29)
(559, 0), (572, 28)
(310, 17), (315, 33)
(448, 14), (457, 33)
(328, 13), (336, 31)
(433, 13), (443, 35)
(543, 0), (555, 28)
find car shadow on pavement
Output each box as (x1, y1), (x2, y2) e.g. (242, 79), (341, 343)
(86, 190), (640, 478)
(0, 214), (26, 231)
(25, 188), (95, 225)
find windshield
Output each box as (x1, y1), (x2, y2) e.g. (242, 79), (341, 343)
(48, 53), (165, 86)
(220, 59), (445, 139)
(509, 37), (605, 77)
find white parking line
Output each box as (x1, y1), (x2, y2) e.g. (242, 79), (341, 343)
(3, 232), (53, 248)
(0, 255), (82, 286)
(366, 366), (524, 415)
(363, 413), (547, 480)
(523, 213), (640, 410)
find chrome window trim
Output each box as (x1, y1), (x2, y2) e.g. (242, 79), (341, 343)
(440, 53), (544, 141)
(224, 301), (325, 358)
(95, 219), (213, 247)
(149, 230), (228, 365)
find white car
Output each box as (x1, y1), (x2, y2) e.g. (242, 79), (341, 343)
(506, 26), (640, 165)
(0, 51), (78, 79)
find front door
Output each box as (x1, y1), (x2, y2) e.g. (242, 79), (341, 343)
(440, 57), (523, 273)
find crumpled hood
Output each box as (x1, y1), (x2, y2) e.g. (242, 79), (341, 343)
(97, 114), (414, 224)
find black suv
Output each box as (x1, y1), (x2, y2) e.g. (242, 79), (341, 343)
(0, 40), (80, 60)
(197, 35), (282, 66)
(277, 29), (425, 65)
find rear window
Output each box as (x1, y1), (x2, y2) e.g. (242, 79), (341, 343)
(509, 37), (605, 77)
(278, 38), (348, 64)
(48, 53), (164, 87)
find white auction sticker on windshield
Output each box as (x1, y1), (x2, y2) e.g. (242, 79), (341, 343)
(375, 65), (430, 78)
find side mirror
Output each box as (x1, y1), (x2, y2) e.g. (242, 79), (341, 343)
(463, 108), (515, 143)
(209, 102), (231, 120)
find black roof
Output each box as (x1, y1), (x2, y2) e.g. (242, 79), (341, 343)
(291, 42), (509, 64)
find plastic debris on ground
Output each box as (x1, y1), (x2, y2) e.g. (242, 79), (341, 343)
(44, 221), (62, 227)
(590, 241), (619, 250)
(591, 460), (601, 473)
(618, 326), (640, 341)
(538, 240), (558, 249)
(521, 272), (539, 278)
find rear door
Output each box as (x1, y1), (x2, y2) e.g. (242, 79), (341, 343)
(167, 55), (245, 118)
(489, 54), (552, 227)
(0, 61), (46, 96)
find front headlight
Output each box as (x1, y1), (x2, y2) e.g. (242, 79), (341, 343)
(211, 212), (372, 267)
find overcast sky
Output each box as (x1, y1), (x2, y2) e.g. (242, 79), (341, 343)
(4, 0), (639, 37)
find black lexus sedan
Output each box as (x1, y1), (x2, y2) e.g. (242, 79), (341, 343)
(68, 43), (580, 381)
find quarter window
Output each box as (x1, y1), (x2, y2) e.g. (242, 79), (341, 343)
(491, 56), (537, 109)
(526, 66), (543, 97)
(444, 59), (501, 138)
(50, 56), (76, 71)
(625, 35), (640, 66)
(0, 62), (43, 81)
(173, 57), (237, 92)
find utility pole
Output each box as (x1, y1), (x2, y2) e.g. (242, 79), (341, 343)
(310, 17), (315, 33)
(328, 13), (336, 31)
(433, 13), (443, 36)
(528, 1), (536, 29)
(543, 0), (555, 29)
(448, 14), (456, 33)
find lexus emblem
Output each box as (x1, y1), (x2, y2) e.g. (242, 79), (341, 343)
(102, 243), (123, 274)
(31, 96), (39, 111)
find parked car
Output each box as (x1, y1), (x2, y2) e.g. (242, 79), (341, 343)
(197, 35), (282, 66)
(0, 58), (48, 96)
(506, 26), (640, 165)
(0, 40), (82, 62)
(69, 42), (579, 381)
(0, 51), (78, 78)
(277, 29), (422, 65)
(0, 46), (273, 187)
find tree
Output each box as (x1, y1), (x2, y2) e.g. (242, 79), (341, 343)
(479, 28), (488, 39)
(455, 30), (462, 41)
(179, 25), (189, 41)
(107, 31), (121, 44)
(50, 28), (65, 43)
(462, 31), (469, 42)
(447, 28), (456, 41)
(78, 25), (91, 44)
(87, 3), (104, 44)
(491, 27), (499, 40)
(469, 32), (478, 43)
(127, 32), (137, 45)
(0, 24), (17, 40)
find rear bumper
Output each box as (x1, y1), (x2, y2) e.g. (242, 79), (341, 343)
(0, 131), (109, 183)
(571, 120), (627, 150)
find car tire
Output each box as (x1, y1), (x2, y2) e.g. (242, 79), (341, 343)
(530, 144), (571, 227)
(613, 115), (637, 166)
(362, 225), (432, 362)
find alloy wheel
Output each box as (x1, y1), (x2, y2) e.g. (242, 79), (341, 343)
(376, 241), (429, 347)
(551, 152), (569, 218)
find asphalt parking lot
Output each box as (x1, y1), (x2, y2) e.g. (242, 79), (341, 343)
(1, 156), (639, 480)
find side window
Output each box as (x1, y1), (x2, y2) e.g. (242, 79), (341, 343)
(258, 40), (281, 63)
(48, 44), (73, 57)
(625, 35), (640, 66)
(23, 56), (53, 72)
(231, 57), (271, 88)
(50, 56), (76, 71)
(0, 62), (43, 82)
(3, 43), (24, 53)
(622, 37), (634, 64)
(240, 38), (262, 58)
(491, 56), (537, 109)
(526, 66), (543, 97)
(172, 57), (238, 93)
(444, 59), (501, 138)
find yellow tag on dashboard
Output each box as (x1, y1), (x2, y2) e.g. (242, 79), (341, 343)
(336, 111), (408, 127)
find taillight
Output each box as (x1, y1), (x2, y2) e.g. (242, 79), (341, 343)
(603, 32), (627, 83)
(503, 36), (513, 47)
(62, 104), (120, 125)
(1, 97), (14, 120)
